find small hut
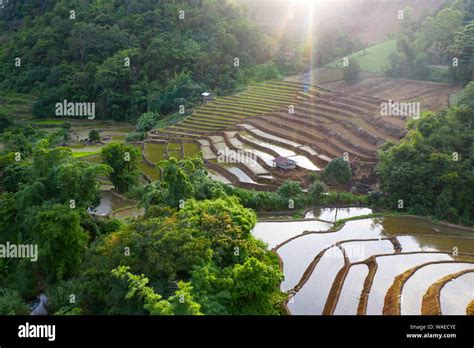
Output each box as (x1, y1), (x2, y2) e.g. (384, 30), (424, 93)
(201, 92), (214, 105)
(273, 156), (297, 170)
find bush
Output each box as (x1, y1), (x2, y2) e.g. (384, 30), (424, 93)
(136, 112), (158, 132)
(308, 180), (327, 204)
(125, 132), (146, 142)
(343, 60), (361, 85)
(0, 289), (29, 315)
(88, 129), (101, 143)
(307, 172), (320, 184)
(0, 113), (14, 133)
(323, 158), (352, 186)
(276, 180), (303, 199)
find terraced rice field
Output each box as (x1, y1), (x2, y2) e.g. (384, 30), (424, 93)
(320, 77), (460, 113)
(251, 210), (474, 315)
(148, 79), (416, 189)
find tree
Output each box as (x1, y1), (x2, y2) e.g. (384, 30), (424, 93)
(112, 266), (203, 315)
(413, 53), (431, 80)
(323, 158), (352, 186)
(377, 102), (473, 224)
(419, 8), (464, 50)
(276, 180), (303, 199)
(225, 257), (284, 315)
(308, 180), (327, 204)
(455, 81), (474, 109)
(0, 113), (14, 133)
(135, 112), (158, 133)
(0, 289), (29, 315)
(31, 204), (89, 283)
(80, 192), (281, 315)
(448, 22), (474, 84)
(156, 157), (197, 208)
(88, 130), (101, 143)
(343, 59), (361, 85)
(101, 143), (140, 193)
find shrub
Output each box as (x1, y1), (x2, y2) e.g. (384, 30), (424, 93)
(88, 129), (101, 143)
(308, 180), (327, 204)
(343, 60), (361, 85)
(0, 289), (29, 315)
(323, 158), (352, 186)
(276, 180), (303, 199)
(125, 132), (146, 142)
(136, 112), (159, 132)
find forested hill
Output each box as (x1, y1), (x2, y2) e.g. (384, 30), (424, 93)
(0, 0), (286, 121)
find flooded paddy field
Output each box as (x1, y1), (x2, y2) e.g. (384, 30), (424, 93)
(251, 212), (474, 315)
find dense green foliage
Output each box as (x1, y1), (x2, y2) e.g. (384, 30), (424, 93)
(323, 158), (352, 186)
(135, 112), (159, 133)
(377, 90), (474, 224)
(385, 1), (474, 84)
(343, 60), (361, 85)
(80, 195), (283, 315)
(0, 0), (371, 126)
(0, 0), (290, 122)
(0, 134), (111, 299)
(101, 142), (141, 193)
(88, 129), (101, 143)
(142, 159), (365, 212)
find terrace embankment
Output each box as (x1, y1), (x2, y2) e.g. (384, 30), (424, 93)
(421, 269), (474, 315)
(147, 78), (419, 189)
(252, 215), (474, 316)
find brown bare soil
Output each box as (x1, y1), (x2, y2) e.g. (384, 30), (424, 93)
(320, 77), (460, 112)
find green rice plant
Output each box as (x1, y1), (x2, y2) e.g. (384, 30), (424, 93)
(144, 143), (167, 163)
(182, 143), (201, 158)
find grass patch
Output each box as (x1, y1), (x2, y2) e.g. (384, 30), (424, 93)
(144, 143), (167, 163)
(34, 119), (65, 126)
(182, 143), (201, 158)
(331, 211), (406, 229)
(139, 162), (160, 181)
(78, 153), (102, 163)
(327, 40), (396, 73)
(155, 111), (191, 129)
(72, 151), (101, 158)
(167, 142), (182, 151)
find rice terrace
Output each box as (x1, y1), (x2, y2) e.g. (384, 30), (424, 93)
(0, 0), (473, 342)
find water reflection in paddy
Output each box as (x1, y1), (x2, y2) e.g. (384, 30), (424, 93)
(440, 272), (474, 315)
(340, 239), (394, 263)
(288, 247), (345, 315)
(398, 235), (474, 254)
(366, 253), (453, 315)
(89, 191), (127, 216)
(251, 220), (332, 250)
(226, 167), (258, 184)
(304, 207), (373, 221)
(333, 264), (369, 315)
(251, 215), (474, 314)
(401, 262), (474, 315)
(275, 219), (388, 291)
